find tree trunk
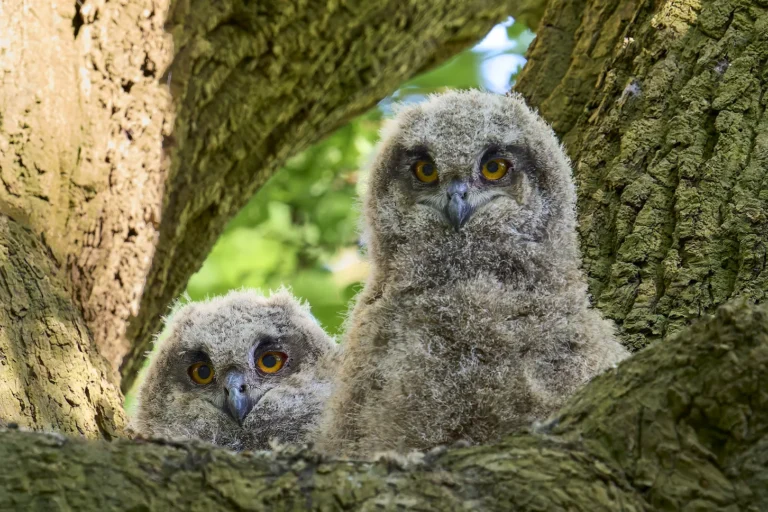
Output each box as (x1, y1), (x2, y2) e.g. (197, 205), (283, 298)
(0, 216), (124, 437)
(2, 300), (766, 510)
(515, 0), (768, 350)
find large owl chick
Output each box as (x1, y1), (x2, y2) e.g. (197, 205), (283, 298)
(318, 90), (629, 457)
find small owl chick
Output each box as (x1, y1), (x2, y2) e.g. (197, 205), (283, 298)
(317, 90), (629, 457)
(129, 288), (338, 451)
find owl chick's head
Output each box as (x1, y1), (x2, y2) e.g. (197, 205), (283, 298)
(130, 288), (337, 451)
(364, 90), (579, 277)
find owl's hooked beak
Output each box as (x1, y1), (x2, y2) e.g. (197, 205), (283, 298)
(445, 180), (472, 231)
(224, 371), (254, 426)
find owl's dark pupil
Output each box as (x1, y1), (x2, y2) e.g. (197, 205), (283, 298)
(197, 365), (211, 379)
(262, 354), (277, 368)
(421, 164), (434, 176)
(486, 161), (499, 173)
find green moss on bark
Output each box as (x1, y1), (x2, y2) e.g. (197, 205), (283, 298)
(517, 0), (768, 350)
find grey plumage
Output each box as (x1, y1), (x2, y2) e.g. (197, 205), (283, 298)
(317, 90), (629, 457)
(129, 288), (338, 451)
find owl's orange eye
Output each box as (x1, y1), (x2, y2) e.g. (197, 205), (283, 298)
(188, 362), (215, 385)
(481, 158), (510, 181)
(413, 160), (438, 183)
(257, 351), (287, 374)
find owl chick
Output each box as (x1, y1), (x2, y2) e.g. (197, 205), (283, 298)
(129, 288), (338, 451)
(317, 90), (629, 457)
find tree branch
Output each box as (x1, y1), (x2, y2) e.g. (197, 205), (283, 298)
(4, 300), (764, 510)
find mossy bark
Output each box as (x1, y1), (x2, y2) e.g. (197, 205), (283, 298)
(516, 0), (768, 350)
(3, 0), (766, 506)
(2, 300), (766, 510)
(0, 216), (125, 438)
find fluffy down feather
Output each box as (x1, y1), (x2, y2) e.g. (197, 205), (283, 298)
(317, 90), (628, 457)
(130, 288), (339, 451)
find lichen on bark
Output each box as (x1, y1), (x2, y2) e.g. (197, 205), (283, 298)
(2, 0), (766, 506)
(516, 0), (768, 350)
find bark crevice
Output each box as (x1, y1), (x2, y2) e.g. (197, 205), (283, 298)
(0, 215), (125, 438)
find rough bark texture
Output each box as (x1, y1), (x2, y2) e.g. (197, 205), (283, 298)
(2, 300), (765, 510)
(551, 299), (768, 510)
(0, 216), (124, 438)
(3, 0), (766, 506)
(516, 0), (768, 350)
(0, 0), (175, 389)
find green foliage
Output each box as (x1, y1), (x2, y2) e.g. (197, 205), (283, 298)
(187, 111), (380, 334)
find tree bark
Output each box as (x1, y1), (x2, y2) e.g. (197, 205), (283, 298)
(2, 300), (765, 510)
(516, 0), (768, 350)
(3, 0), (767, 506)
(0, 216), (124, 437)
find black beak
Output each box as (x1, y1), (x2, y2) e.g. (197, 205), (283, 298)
(224, 371), (253, 425)
(445, 180), (472, 231)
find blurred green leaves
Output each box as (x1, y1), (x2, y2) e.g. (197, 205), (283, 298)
(187, 111), (381, 334)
